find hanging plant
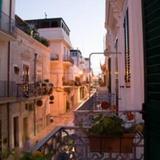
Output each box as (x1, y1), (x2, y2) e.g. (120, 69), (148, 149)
(36, 99), (43, 106)
(44, 79), (49, 83)
(127, 112), (135, 121)
(49, 95), (54, 101)
(42, 83), (47, 87)
(48, 88), (53, 95)
(101, 101), (109, 109)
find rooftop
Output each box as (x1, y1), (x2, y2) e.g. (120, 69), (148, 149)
(26, 17), (70, 36)
(70, 49), (82, 57)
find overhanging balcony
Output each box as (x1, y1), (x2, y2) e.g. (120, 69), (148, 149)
(63, 80), (74, 87)
(0, 11), (16, 41)
(50, 54), (59, 62)
(16, 81), (53, 98)
(63, 55), (74, 66)
(0, 80), (54, 103)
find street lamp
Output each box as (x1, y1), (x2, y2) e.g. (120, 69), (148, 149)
(88, 50), (121, 112)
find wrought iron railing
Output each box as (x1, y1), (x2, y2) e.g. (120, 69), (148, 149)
(63, 80), (75, 86)
(63, 55), (74, 64)
(51, 54), (59, 61)
(0, 80), (53, 98)
(77, 90), (115, 110)
(17, 81), (53, 98)
(74, 110), (143, 129)
(0, 11), (16, 36)
(30, 126), (144, 160)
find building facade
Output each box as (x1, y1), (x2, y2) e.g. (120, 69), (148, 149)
(105, 0), (144, 111)
(0, 0), (16, 156)
(70, 49), (90, 103)
(26, 18), (89, 116)
(0, 13), (53, 153)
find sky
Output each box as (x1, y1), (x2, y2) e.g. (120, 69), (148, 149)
(15, 0), (106, 75)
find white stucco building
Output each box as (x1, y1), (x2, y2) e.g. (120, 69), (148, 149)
(0, 0), (16, 154)
(26, 18), (80, 115)
(105, 0), (144, 111)
(0, 13), (53, 151)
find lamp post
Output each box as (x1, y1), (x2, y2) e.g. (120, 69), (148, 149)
(88, 50), (121, 111)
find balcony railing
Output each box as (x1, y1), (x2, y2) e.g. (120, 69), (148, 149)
(0, 80), (54, 98)
(17, 81), (53, 98)
(63, 56), (74, 64)
(30, 125), (144, 160)
(0, 11), (16, 36)
(63, 80), (75, 86)
(51, 54), (59, 61)
(29, 88), (144, 159)
(77, 90), (115, 110)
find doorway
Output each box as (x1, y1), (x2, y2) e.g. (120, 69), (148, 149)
(23, 117), (28, 144)
(13, 116), (19, 147)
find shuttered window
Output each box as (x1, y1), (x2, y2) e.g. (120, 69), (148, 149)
(124, 9), (131, 88)
(0, 0), (2, 12)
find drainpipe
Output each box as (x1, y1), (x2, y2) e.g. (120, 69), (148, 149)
(7, 41), (11, 149)
(9, 0), (12, 33)
(6, 0), (12, 149)
(33, 53), (37, 136)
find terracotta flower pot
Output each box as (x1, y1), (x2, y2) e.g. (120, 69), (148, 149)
(36, 100), (43, 106)
(89, 133), (135, 153)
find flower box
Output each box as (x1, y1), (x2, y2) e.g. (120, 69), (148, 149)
(89, 133), (135, 153)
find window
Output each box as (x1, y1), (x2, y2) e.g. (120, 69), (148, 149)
(22, 64), (29, 82)
(40, 21), (49, 28)
(0, 0), (2, 12)
(124, 9), (131, 87)
(51, 21), (59, 28)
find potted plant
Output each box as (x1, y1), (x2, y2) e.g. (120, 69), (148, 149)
(36, 99), (43, 106)
(88, 114), (135, 153)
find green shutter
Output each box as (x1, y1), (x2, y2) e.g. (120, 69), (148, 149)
(0, 0), (2, 11)
(143, 0), (160, 159)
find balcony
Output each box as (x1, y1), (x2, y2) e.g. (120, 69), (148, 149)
(0, 11), (16, 41)
(63, 80), (74, 87)
(0, 80), (54, 102)
(16, 80), (54, 98)
(63, 55), (74, 66)
(29, 90), (144, 160)
(30, 122), (143, 159)
(50, 54), (59, 61)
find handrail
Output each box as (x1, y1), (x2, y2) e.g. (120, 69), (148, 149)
(29, 125), (144, 160)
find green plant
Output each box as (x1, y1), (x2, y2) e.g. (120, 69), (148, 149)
(20, 151), (47, 160)
(88, 114), (137, 153)
(88, 114), (133, 137)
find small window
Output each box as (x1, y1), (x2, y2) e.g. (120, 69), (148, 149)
(22, 64), (29, 82)
(40, 21), (49, 28)
(14, 65), (20, 74)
